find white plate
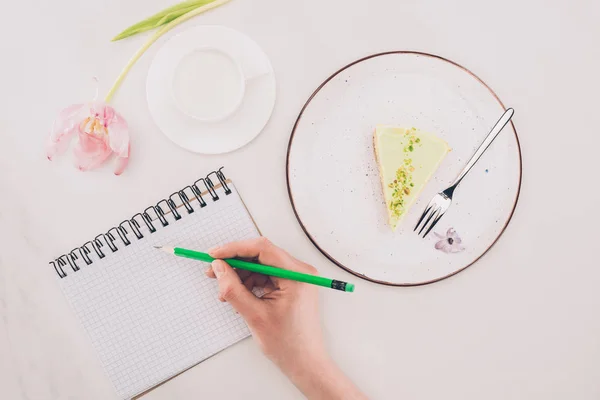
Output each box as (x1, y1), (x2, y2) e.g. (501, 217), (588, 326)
(147, 26), (276, 154)
(287, 52), (522, 286)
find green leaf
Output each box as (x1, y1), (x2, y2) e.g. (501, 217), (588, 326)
(112, 0), (216, 41)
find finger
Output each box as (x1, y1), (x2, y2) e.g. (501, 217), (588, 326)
(243, 274), (258, 292)
(236, 269), (252, 281)
(209, 238), (293, 268)
(262, 280), (276, 294)
(209, 238), (315, 274)
(254, 274), (270, 287)
(206, 265), (250, 280)
(263, 287), (274, 295)
(205, 266), (216, 278)
(211, 260), (263, 319)
(240, 271), (277, 294)
(247, 273), (269, 287)
(242, 273), (269, 291)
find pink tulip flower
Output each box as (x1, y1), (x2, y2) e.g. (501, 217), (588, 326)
(46, 101), (130, 175)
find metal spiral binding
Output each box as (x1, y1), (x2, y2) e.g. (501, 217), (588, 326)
(49, 168), (231, 278)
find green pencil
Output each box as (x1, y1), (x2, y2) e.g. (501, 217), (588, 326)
(155, 246), (355, 293)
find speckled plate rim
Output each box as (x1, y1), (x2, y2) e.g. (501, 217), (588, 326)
(285, 51), (523, 287)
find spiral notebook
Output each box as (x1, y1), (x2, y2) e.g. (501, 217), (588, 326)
(50, 168), (260, 399)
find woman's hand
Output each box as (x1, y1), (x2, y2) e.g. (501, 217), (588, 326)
(206, 238), (366, 400)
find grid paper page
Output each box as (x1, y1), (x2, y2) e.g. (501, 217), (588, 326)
(59, 184), (259, 399)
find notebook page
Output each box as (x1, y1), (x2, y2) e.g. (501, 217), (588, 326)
(59, 184), (259, 399)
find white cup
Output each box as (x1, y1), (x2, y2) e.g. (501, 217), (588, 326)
(171, 47), (246, 122)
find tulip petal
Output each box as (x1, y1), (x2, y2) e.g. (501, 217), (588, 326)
(46, 134), (72, 161)
(47, 103), (85, 160)
(102, 104), (115, 122)
(88, 101), (105, 117)
(50, 103), (85, 140)
(73, 132), (112, 171)
(108, 112), (129, 157)
(113, 143), (130, 175)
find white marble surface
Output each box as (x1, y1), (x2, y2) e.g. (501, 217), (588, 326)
(1, 0), (599, 399)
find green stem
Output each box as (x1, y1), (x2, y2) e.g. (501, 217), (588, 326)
(104, 0), (231, 103)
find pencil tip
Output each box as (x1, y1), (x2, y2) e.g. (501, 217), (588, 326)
(155, 246), (175, 254)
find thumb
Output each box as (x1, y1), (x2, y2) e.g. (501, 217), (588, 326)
(212, 260), (262, 319)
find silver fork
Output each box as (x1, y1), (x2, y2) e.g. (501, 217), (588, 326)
(414, 108), (515, 238)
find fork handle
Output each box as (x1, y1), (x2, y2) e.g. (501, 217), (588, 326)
(448, 108), (514, 192)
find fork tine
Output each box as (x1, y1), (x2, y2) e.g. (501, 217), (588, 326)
(414, 200), (436, 232)
(422, 208), (446, 238)
(418, 206), (440, 235)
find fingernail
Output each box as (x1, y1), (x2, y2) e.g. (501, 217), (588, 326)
(212, 260), (224, 277)
(204, 267), (212, 277)
(208, 246), (220, 255)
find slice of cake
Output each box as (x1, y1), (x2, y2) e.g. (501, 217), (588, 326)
(374, 125), (450, 230)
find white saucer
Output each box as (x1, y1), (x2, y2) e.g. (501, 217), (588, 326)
(147, 26), (276, 154)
